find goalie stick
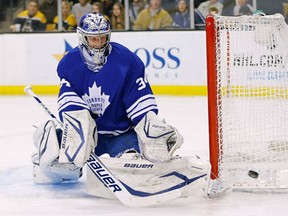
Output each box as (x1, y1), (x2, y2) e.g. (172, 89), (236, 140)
(24, 85), (183, 207)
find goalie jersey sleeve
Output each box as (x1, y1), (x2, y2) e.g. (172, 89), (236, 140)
(57, 42), (158, 136)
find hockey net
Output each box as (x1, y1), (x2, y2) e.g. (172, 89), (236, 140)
(206, 14), (288, 191)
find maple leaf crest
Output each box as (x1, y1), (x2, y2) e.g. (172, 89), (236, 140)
(82, 82), (110, 116)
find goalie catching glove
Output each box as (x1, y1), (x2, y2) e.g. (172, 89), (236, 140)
(134, 111), (183, 162)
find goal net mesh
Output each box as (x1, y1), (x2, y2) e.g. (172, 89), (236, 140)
(208, 14), (288, 190)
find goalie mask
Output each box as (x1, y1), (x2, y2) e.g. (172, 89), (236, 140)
(77, 12), (111, 72)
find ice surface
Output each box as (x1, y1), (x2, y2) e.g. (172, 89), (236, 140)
(1, 96), (288, 216)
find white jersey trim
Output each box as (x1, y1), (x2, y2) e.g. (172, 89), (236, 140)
(126, 95), (157, 122)
(58, 101), (90, 113)
(57, 91), (78, 102)
(58, 91), (90, 112)
(126, 94), (155, 113)
(127, 98), (157, 118)
(130, 105), (158, 122)
(58, 95), (88, 110)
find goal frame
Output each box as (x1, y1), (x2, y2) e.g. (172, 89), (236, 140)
(205, 13), (288, 190)
(206, 15), (219, 180)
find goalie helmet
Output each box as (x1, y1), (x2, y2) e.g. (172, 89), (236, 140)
(77, 12), (111, 70)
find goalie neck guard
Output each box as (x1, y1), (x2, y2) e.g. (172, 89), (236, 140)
(77, 12), (111, 72)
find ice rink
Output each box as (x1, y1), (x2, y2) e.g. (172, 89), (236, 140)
(1, 95), (288, 216)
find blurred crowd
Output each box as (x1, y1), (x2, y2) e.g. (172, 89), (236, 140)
(3, 0), (288, 32)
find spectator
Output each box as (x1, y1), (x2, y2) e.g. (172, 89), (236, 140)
(197, 0), (223, 17)
(194, 4), (219, 29)
(161, 0), (178, 15)
(194, 9), (205, 29)
(194, 0), (206, 8)
(92, 2), (110, 20)
(238, 5), (252, 15)
(133, 0), (173, 30)
(52, 0), (77, 31)
(68, 0), (79, 5)
(172, 0), (190, 28)
(233, 0), (253, 16)
(91, 2), (103, 13)
(72, 0), (92, 23)
(256, 0), (282, 15)
(129, 0), (146, 28)
(10, 0), (47, 32)
(284, 2), (288, 24)
(91, 1), (102, 13)
(111, 2), (125, 30)
(208, 6), (219, 14)
(100, 0), (114, 18)
(0, 0), (6, 22)
(39, 0), (57, 24)
(221, 0), (235, 16)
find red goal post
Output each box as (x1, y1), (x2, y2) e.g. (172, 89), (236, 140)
(206, 14), (288, 190)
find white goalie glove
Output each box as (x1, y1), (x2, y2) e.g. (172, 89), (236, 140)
(134, 111), (183, 162)
(59, 109), (97, 167)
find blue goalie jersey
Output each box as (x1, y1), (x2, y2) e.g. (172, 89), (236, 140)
(57, 42), (158, 136)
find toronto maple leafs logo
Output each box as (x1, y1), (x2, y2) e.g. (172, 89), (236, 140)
(82, 82), (110, 116)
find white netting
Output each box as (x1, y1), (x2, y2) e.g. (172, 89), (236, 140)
(212, 14), (288, 190)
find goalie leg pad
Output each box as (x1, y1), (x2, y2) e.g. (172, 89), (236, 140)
(86, 154), (211, 199)
(32, 156), (82, 184)
(33, 120), (60, 169)
(32, 120), (82, 184)
(134, 111), (183, 162)
(59, 110), (97, 167)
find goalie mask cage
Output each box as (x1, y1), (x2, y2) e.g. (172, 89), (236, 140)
(206, 14), (288, 191)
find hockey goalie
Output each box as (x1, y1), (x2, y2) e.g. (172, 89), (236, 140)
(31, 12), (211, 205)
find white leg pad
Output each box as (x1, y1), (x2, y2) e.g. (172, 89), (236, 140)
(86, 166), (117, 199)
(32, 156), (82, 184)
(33, 120), (59, 169)
(86, 154), (211, 199)
(32, 120), (82, 184)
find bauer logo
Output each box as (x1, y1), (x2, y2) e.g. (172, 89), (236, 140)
(61, 123), (69, 149)
(124, 163), (153, 168)
(87, 155), (122, 193)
